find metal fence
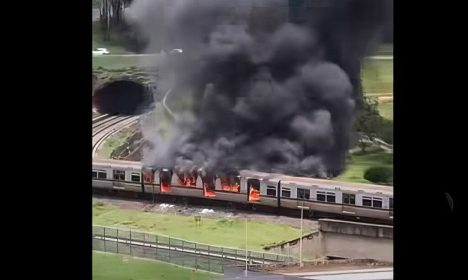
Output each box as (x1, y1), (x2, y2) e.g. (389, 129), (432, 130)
(92, 225), (297, 274)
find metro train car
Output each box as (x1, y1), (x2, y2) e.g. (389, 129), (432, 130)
(92, 158), (393, 222)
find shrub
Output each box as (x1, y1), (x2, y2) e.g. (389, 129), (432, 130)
(364, 166), (393, 185)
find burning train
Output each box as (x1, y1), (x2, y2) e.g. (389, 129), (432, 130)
(93, 158), (393, 223)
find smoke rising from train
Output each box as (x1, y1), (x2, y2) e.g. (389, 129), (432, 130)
(126, 0), (390, 178)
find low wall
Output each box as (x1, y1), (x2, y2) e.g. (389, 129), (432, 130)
(266, 219), (393, 262)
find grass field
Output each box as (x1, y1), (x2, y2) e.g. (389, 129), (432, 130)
(99, 127), (135, 159)
(93, 251), (219, 280)
(361, 58), (393, 94)
(93, 203), (313, 250)
(93, 55), (161, 69)
(337, 151), (393, 184)
(377, 101), (393, 120)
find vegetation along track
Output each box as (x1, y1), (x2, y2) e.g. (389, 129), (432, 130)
(92, 114), (140, 158)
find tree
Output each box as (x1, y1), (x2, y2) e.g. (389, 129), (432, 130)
(98, 0), (133, 41)
(354, 96), (383, 152)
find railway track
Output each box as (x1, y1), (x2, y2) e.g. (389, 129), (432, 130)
(92, 114), (140, 158)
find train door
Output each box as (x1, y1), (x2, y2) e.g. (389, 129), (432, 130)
(112, 169), (126, 189)
(202, 174), (216, 197)
(247, 178), (260, 202)
(142, 167), (155, 194)
(296, 187), (311, 207)
(389, 197), (393, 219)
(341, 192), (357, 215)
(159, 169), (172, 193)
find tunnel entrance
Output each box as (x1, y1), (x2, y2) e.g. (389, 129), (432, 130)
(93, 80), (152, 115)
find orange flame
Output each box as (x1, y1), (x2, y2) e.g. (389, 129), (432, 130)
(203, 184), (216, 197)
(221, 177), (240, 192)
(161, 182), (171, 193)
(249, 187), (260, 202)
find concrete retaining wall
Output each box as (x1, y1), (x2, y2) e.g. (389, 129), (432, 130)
(266, 219), (393, 262)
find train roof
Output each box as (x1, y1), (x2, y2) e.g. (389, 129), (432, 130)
(239, 170), (283, 181)
(280, 175), (393, 195)
(92, 158), (142, 169)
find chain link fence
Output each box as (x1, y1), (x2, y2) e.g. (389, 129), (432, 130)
(93, 225), (297, 274)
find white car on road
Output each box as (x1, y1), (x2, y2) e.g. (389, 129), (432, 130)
(93, 48), (110, 55)
(169, 48), (183, 54)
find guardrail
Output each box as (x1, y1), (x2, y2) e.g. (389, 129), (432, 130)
(92, 225), (297, 273)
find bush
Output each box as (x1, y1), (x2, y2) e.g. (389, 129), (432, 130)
(376, 119), (393, 144)
(364, 166), (393, 185)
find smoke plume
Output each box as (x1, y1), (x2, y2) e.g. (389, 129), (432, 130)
(127, 0), (390, 177)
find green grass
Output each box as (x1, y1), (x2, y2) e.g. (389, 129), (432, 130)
(93, 56), (146, 69)
(377, 101), (393, 120)
(92, 54), (162, 69)
(93, 251), (219, 280)
(99, 127), (136, 159)
(362, 58), (393, 94)
(93, 203), (313, 251)
(337, 151), (393, 184)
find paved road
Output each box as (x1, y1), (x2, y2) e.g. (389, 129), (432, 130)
(284, 268), (393, 280)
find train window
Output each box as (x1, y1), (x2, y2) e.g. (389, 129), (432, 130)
(362, 196), (372, 207)
(317, 191), (326, 202)
(362, 196), (383, 208)
(326, 192), (336, 203)
(389, 198), (393, 210)
(93, 169), (107, 180)
(373, 198), (383, 208)
(131, 172), (141, 182)
(113, 170), (125, 181)
(267, 186), (277, 197)
(98, 171), (107, 179)
(343, 193), (355, 205)
(281, 187), (291, 198)
(297, 188), (310, 200)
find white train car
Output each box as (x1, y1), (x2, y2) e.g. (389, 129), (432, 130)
(92, 159), (142, 193)
(277, 175), (393, 220)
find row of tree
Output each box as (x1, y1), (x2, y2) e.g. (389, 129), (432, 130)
(97, 0), (133, 40)
(354, 95), (393, 152)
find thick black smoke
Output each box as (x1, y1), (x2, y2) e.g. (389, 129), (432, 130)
(127, 0), (390, 178)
